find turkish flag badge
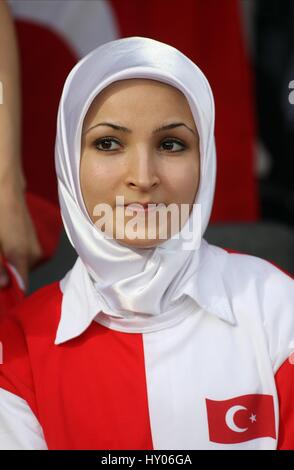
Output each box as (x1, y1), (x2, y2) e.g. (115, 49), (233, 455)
(205, 394), (276, 444)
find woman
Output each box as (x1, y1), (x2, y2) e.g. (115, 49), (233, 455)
(0, 36), (293, 450)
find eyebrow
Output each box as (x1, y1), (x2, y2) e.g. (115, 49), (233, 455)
(83, 121), (197, 136)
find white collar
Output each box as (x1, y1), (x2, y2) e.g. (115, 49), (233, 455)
(54, 239), (236, 345)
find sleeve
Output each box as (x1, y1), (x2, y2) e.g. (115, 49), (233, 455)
(261, 262), (294, 450)
(262, 263), (294, 373)
(0, 388), (47, 449)
(0, 308), (47, 449)
(275, 355), (294, 450)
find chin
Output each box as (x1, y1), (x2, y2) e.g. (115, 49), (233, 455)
(116, 237), (164, 249)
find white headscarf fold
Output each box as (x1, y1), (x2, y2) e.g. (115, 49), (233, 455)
(55, 36), (216, 319)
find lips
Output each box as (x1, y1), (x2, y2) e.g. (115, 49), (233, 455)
(122, 201), (161, 213)
(123, 204), (162, 212)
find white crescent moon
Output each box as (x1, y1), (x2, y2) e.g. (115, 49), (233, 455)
(225, 405), (248, 433)
(8, 0), (119, 57)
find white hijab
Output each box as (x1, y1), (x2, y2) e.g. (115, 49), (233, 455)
(55, 36), (216, 322)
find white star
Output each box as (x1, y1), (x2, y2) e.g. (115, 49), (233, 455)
(249, 413), (257, 423)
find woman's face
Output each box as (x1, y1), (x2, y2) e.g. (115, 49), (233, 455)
(80, 78), (200, 248)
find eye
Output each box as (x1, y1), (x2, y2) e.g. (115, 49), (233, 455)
(92, 137), (187, 153)
(160, 138), (186, 152)
(93, 137), (121, 152)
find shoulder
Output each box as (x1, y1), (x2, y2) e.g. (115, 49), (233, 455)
(206, 240), (293, 280)
(205, 241), (293, 294)
(11, 280), (62, 326)
(207, 242), (294, 372)
(0, 280), (63, 410)
(224, 246), (294, 316)
(0, 280), (63, 353)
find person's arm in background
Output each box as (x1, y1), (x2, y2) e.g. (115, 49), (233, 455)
(0, 0), (42, 291)
(0, 307), (48, 449)
(0, 388), (48, 449)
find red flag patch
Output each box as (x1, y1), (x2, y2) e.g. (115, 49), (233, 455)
(205, 394), (276, 444)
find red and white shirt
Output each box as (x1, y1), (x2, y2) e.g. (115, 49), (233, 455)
(0, 241), (294, 450)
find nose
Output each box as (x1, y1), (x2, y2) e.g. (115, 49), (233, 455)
(125, 146), (160, 191)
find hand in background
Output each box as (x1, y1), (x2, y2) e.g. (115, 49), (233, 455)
(0, 176), (42, 291)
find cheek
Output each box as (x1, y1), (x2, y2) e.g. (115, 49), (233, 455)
(168, 157), (200, 204)
(80, 154), (117, 210)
